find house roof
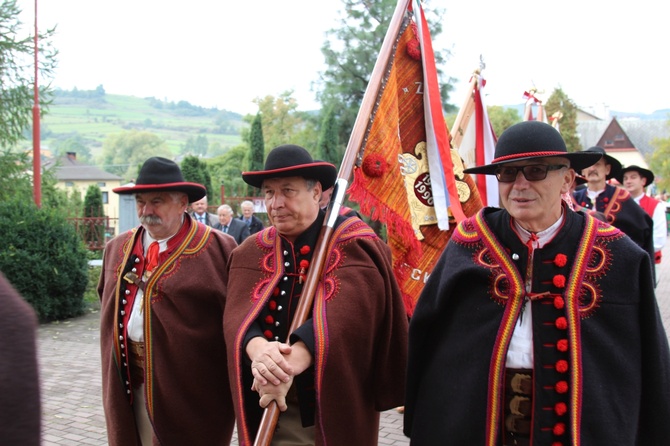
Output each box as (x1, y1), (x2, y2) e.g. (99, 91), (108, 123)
(577, 118), (670, 159)
(45, 153), (122, 181)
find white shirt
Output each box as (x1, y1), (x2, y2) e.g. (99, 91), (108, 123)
(127, 233), (171, 342)
(506, 213), (564, 369)
(632, 193), (667, 252)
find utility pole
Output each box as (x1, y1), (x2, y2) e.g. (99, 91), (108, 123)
(32, 0), (41, 207)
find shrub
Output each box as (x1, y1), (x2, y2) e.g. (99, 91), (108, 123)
(0, 198), (89, 321)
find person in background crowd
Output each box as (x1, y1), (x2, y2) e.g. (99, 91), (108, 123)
(99, 157), (236, 445)
(190, 195), (217, 226)
(239, 200), (265, 235)
(617, 165), (667, 279)
(404, 121), (670, 445)
(0, 273), (40, 446)
(225, 144), (408, 444)
(215, 204), (250, 245)
(573, 146), (655, 267)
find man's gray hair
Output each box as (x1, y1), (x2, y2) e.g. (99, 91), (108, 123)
(217, 204), (233, 215)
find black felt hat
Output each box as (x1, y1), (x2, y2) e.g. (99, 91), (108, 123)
(615, 164), (655, 186)
(582, 146), (622, 179)
(242, 144), (337, 189)
(113, 157), (206, 203)
(463, 121), (602, 175)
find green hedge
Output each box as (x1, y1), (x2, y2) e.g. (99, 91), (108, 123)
(0, 199), (89, 321)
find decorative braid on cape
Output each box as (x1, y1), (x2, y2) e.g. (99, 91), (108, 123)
(232, 218), (377, 445)
(461, 211), (610, 445)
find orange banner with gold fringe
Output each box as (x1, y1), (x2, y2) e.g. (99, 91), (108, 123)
(347, 5), (483, 316)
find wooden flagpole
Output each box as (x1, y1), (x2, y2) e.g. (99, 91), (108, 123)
(450, 73), (479, 150)
(252, 0), (412, 444)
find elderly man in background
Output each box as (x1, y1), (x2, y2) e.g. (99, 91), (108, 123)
(405, 121), (670, 445)
(215, 203), (250, 245)
(238, 199), (265, 235)
(99, 157), (236, 445)
(190, 195), (218, 226)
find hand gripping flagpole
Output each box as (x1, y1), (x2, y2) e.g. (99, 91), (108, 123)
(252, 0), (412, 444)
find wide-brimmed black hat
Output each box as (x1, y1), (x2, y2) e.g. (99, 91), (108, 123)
(463, 121), (602, 175)
(615, 164), (655, 186)
(113, 157), (206, 203)
(582, 146), (622, 179)
(242, 144), (337, 189)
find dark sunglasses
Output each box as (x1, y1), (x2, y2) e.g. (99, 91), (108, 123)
(494, 164), (568, 183)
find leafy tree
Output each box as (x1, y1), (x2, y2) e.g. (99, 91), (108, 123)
(181, 155), (213, 198)
(0, 197), (88, 321)
(545, 88), (580, 152)
(486, 105), (521, 137)
(318, 0), (453, 145)
(54, 133), (92, 163)
(83, 184), (104, 217)
(247, 113), (265, 196)
(0, 150), (33, 201)
(208, 145), (249, 201)
(249, 93), (305, 151)
(99, 130), (172, 180)
(316, 105), (342, 165)
(649, 124), (670, 193)
(0, 0), (57, 147)
(180, 134), (209, 157)
(83, 184), (105, 246)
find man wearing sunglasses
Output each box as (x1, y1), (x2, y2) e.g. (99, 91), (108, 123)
(404, 121), (670, 445)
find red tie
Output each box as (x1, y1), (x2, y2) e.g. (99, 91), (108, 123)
(146, 241), (160, 272)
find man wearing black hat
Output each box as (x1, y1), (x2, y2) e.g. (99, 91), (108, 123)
(573, 146), (655, 265)
(98, 157), (236, 445)
(617, 165), (667, 266)
(224, 144), (408, 444)
(404, 121), (670, 445)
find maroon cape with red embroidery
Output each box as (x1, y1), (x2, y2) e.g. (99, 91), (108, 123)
(225, 218), (408, 445)
(98, 217), (237, 445)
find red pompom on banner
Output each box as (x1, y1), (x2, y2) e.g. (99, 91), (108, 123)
(269, 300), (277, 311)
(264, 315), (274, 325)
(406, 39), (421, 60)
(362, 154), (387, 178)
(263, 330), (273, 339)
(300, 245), (311, 255)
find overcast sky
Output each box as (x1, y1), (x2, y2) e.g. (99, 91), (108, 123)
(18, 0), (670, 116)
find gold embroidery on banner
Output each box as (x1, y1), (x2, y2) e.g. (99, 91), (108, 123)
(398, 141), (437, 240)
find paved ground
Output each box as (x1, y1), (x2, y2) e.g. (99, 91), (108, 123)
(38, 242), (670, 445)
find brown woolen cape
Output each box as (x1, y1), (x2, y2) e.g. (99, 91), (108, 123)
(0, 273), (40, 446)
(225, 219), (408, 445)
(98, 217), (236, 445)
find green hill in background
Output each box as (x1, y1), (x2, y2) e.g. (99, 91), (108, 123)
(36, 87), (247, 159)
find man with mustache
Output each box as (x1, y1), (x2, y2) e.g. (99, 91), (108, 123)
(404, 122), (670, 445)
(572, 146), (655, 268)
(224, 144), (408, 444)
(98, 157), (236, 445)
